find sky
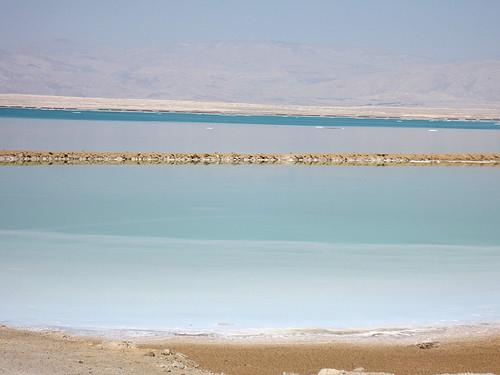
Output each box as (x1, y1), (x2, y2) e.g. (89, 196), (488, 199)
(1, 0), (500, 61)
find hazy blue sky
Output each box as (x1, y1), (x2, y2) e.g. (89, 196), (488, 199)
(1, 0), (500, 60)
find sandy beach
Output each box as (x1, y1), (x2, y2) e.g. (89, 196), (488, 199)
(1, 94), (500, 121)
(0, 326), (217, 375)
(1, 325), (500, 375)
(166, 339), (500, 375)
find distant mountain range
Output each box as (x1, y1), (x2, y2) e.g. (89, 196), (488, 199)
(1, 40), (499, 107)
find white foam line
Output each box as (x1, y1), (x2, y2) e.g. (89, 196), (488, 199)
(9, 322), (500, 343)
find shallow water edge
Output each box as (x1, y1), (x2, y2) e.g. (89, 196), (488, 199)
(3, 321), (500, 345)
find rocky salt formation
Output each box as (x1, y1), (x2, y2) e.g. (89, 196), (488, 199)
(313, 370), (495, 375)
(317, 369), (392, 375)
(1, 150), (499, 166)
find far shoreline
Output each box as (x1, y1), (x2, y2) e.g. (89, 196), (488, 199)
(2, 93), (500, 121)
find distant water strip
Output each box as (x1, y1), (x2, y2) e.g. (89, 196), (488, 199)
(1, 107), (500, 130)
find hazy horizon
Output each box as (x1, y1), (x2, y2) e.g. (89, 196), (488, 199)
(1, 1), (500, 107)
(2, 0), (500, 61)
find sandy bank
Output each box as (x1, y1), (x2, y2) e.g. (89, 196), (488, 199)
(166, 339), (500, 375)
(0, 325), (217, 375)
(1, 150), (499, 167)
(1, 325), (499, 375)
(1, 94), (500, 120)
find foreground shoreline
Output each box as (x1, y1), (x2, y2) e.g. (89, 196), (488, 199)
(1, 324), (499, 375)
(1, 150), (499, 166)
(2, 93), (500, 121)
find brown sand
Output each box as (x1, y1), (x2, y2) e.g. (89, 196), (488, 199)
(165, 339), (500, 375)
(0, 326), (218, 375)
(2, 326), (499, 375)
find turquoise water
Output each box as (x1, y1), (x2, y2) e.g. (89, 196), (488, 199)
(1, 166), (499, 333)
(1, 107), (500, 130)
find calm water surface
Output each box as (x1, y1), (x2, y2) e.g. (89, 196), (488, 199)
(1, 166), (499, 333)
(1, 108), (500, 153)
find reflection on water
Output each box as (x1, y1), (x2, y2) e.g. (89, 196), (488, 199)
(1, 117), (500, 153)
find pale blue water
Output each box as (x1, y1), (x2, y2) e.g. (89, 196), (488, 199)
(1, 113), (500, 153)
(1, 108), (499, 335)
(1, 166), (500, 334)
